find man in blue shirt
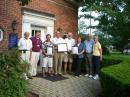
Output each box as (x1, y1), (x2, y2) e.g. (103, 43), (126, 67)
(84, 34), (94, 78)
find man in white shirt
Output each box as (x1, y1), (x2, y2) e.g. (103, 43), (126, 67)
(84, 34), (94, 78)
(52, 31), (65, 75)
(63, 32), (75, 74)
(18, 32), (32, 79)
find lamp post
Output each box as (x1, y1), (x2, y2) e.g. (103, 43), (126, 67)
(11, 20), (17, 33)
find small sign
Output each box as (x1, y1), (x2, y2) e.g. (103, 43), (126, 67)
(8, 33), (18, 48)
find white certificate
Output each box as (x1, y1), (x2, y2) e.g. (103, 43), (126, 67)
(72, 46), (78, 54)
(57, 43), (68, 52)
(47, 47), (52, 55)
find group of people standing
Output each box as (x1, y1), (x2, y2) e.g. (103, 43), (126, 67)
(18, 30), (102, 80)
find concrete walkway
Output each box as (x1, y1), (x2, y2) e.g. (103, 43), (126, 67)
(29, 74), (102, 97)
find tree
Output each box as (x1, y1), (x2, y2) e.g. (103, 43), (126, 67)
(78, 0), (130, 51)
(78, 21), (87, 33)
(17, 0), (31, 6)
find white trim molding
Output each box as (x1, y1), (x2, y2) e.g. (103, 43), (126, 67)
(0, 29), (3, 41)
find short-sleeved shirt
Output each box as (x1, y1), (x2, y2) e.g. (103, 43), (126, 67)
(93, 42), (102, 56)
(31, 37), (42, 52)
(65, 38), (75, 51)
(74, 42), (85, 58)
(42, 41), (54, 57)
(18, 38), (32, 50)
(52, 37), (65, 45)
(84, 39), (94, 53)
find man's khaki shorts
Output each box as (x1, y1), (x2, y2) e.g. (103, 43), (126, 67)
(63, 53), (73, 63)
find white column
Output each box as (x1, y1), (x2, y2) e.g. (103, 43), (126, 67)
(22, 22), (31, 38)
(47, 26), (54, 38)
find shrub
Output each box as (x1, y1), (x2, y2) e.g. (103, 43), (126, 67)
(0, 49), (28, 97)
(100, 54), (130, 97)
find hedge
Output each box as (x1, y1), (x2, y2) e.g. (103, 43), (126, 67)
(100, 54), (130, 97)
(0, 49), (28, 97)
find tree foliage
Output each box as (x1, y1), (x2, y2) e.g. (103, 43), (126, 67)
(78, 0), (130, 51)
(17, 0), (31, 6)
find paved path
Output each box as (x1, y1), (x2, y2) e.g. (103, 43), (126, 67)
(29, 74), (102, 97)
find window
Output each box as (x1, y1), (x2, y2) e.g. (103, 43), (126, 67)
(0, 29), (3, 41)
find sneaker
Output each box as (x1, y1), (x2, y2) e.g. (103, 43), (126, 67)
(58, 73), (62, 76)
(93, 74), (99, 80)
(85, 74), (89, 77)
(89, 75), (93, 78)
(79, 75), (82, 77)
(25, 76), (29, 80)
(28, 76), (33, 79)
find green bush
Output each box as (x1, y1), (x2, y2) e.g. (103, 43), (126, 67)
(101, 57), (122, 68)
(100, 54), (130, 97)
(0, 49), (28, 97)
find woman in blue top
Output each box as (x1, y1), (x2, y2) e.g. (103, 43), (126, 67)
(74, 36), (85, 76)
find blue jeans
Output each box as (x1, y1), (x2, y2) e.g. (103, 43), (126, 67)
(93, 56), (100, 75)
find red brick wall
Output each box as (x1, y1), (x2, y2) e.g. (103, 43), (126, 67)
(0, 0), (78, 49)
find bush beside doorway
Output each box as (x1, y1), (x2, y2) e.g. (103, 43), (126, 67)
(0, 49), (28, 97)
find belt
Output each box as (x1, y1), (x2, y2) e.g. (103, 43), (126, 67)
(86, 52), (92, 54)
(19, 50), (30, 53)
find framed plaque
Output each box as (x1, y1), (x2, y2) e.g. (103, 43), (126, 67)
(47, 47), (53, 55)
(57, 43), (68, 52)
(72, 46), (78, 54)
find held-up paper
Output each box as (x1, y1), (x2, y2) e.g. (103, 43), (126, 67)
(72, 46), (78, 54)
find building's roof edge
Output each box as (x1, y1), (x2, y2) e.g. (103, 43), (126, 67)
(21, 7), (55, 17)
(65, 0), (80, 6)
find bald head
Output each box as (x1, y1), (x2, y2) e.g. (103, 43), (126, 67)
(86, 34), (91, 40)
(56, 31), (61, 38)
(68, 32), (73, 39)
(24, 32), (30, 39)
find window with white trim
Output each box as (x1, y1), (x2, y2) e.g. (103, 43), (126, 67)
(0, 29), (3, 41)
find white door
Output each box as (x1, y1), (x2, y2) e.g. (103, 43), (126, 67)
(31, 26), (47, 42)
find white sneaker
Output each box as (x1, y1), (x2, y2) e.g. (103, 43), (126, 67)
(93, 74), (99, 80)
(79, 75), (82, 77)
(89, 75), (93, 78)
(85, 74), (89, 77)
(25, 76), (29, 80)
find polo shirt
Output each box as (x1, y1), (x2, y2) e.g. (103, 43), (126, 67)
(31, 37), (42, 52)
(65, 38), (75, 51)
(93, 42), (102, 56)
(84, 39), (94, 53)
(18, 38), (32, 50)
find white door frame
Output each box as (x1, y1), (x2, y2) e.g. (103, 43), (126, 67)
(22, 11), (55, 39)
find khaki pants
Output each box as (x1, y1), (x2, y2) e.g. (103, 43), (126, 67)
(85, 53), (93, 75)
(54, 52), (64, 74)
(20, 51), (31, 79)
(30, 52), (40, 76)
(21, 51), (30, 63)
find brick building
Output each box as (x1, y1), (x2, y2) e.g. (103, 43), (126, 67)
(0, 0), (78, 49)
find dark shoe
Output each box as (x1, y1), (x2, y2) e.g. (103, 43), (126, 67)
(48, 73), (53, 76)
(28, 76), (33, 79)
(43, 74), (47, 78)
